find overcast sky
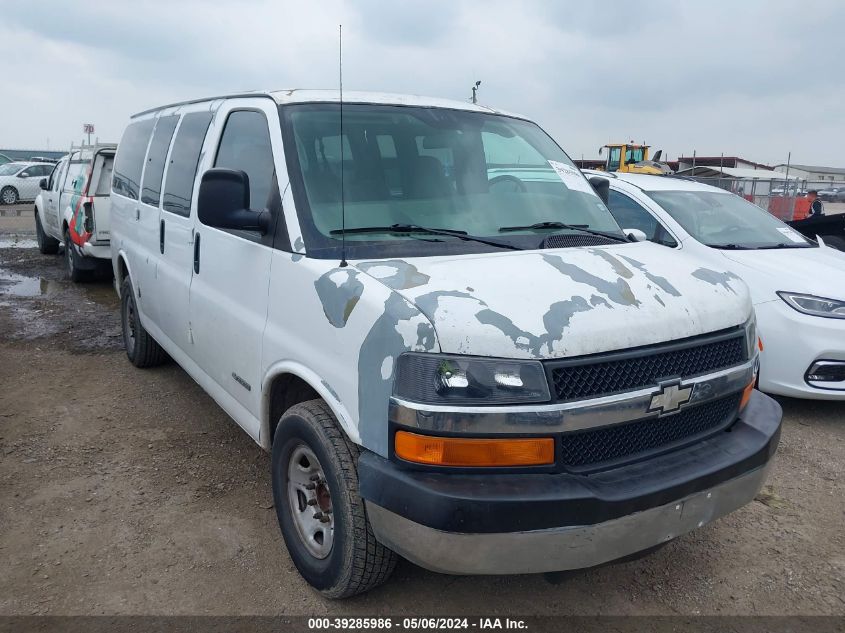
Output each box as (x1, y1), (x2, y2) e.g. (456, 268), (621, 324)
(2, 0), (843, 166)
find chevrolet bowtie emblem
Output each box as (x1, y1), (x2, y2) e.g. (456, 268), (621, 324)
(648, 382), (692, 415)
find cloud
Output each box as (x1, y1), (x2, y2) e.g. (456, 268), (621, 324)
(0, 0), (842, 167)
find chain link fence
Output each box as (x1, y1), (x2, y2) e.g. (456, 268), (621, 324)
(675, 176), (845, 222)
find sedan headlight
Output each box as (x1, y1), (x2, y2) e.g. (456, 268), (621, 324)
(777, 292), (845, 320)
(393, 353), (551, 405)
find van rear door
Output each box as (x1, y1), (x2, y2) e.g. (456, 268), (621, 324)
(88, 150), (114, 243)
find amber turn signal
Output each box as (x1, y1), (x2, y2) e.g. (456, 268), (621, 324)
(394, 431), (555, 467)
(740, 376), (755, 410)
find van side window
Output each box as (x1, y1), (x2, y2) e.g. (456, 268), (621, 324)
(607, 190), (678, 247)
(141, 115), (179, 206)
(162, 112), (213, 217)
(214, 110), (275, 209)
(113, 119), (155, 200)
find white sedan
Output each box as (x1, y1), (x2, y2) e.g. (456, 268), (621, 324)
(0, 161), (55, 205)
(588, 170), (845, 400)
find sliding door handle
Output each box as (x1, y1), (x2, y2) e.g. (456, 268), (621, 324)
(193, 232), (201, 274)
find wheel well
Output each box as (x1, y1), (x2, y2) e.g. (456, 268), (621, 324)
(116, 256), (129, 287)
(268, 373), (320, 444)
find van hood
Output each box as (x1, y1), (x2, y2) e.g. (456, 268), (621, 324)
(355, 242), (751, 360)
(720, 244), (845, 303)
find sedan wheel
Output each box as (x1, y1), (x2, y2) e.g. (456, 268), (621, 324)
(1, 187), (18, 205)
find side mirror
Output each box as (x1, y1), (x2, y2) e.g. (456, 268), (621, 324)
(625, 228), (648, 242)
(39, 178), (48, 190)
(198, 169), (270, 234)
(588, 176), (610, 205)
(18, 172), (29, 178)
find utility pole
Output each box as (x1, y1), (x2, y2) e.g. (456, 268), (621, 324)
(471, 80), (481, 104)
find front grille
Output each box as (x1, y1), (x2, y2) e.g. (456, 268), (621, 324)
(559, 393), (742, 470)
(543, 234), (618, 248)
(550, 331), (745, 401)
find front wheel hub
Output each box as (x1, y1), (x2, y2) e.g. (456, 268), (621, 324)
(287, 444), (334, 559)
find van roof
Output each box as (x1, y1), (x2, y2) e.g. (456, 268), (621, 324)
(133, 89), (524, 119)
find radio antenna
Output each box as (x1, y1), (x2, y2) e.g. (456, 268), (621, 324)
(338, 24), (348, 268)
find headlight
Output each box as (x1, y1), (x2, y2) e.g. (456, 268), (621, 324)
(393, 353), (551, 405)
(743, 313), (758, 359)
(777, 292), (845, 320)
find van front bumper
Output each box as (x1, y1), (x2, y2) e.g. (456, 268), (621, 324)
(359, 391), (781, 575)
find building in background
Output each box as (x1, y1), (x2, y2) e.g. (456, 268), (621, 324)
(773, 164), (845, 183)
(676, 156), (772, 171)
(0, 149), (67, 163)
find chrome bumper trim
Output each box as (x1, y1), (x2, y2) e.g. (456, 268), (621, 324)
(367, 463), (770, 575)
(390, 359), (755, 434)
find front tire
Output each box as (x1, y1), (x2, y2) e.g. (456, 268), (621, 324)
(1, 186), (18, 205)
(35, 212), (59, 254)
(120, 276), (168, 368)
(272, 400), (397, 598)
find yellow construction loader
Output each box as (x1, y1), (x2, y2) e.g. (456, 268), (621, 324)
(599, 143), (673, 175)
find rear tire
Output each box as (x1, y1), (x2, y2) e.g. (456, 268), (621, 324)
(35, 212), (59, 254)
(821, 235), (845, 251)
(63, 228), (89, 282)
(120, 276), (168, 368)
(272, 400), (397, 598)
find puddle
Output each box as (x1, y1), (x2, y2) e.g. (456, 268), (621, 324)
(0, 237), (38, 249)
(0, 267), (118, 309)
(0, 269), (63, 297)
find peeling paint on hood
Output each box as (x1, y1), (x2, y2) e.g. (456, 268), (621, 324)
(356, 242), (750, 360)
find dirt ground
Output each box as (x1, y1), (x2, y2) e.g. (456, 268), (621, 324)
(0, 220), (843, 616)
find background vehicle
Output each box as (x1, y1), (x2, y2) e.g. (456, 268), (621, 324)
(34, 144), (116, 280)
(817, 186), (845, 202)
(111, 90), (780, 598)
(0, 152), (12, 166)
(788, 212), (845, 251)
(592, 170), (845, 399)
(598, 142), (673, 175)
(0, 161), (54, 205)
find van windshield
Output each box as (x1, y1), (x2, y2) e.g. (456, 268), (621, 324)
(281, 104), (624, 258)
(646, 190), (813, 249)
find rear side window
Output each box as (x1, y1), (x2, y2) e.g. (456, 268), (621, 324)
(163, 112), (213, 216)
(213, 110), (275, 208)
(141, 116), (179, 206)
(64, 161), (89, 193)
(113, 119), (155, 200)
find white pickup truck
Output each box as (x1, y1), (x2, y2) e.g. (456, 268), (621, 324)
(110, 90), (782, 598)
(34, 144), (116, 281)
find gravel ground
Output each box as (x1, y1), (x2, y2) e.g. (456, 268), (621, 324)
(0, 237), (843, 616)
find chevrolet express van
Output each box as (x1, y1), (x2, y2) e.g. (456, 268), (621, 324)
(111, 90), (782, 598)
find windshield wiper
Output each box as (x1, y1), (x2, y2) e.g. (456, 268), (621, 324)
(707, 242), (810, 250)
(704, 243), (753, 250)
(753, 243), (811, 249)
(330, 224), (522, 250)
(498, 221), (628, 243)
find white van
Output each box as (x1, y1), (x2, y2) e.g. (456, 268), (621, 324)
(34, 144), (116, 281)
(111, 90), (782, 598)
